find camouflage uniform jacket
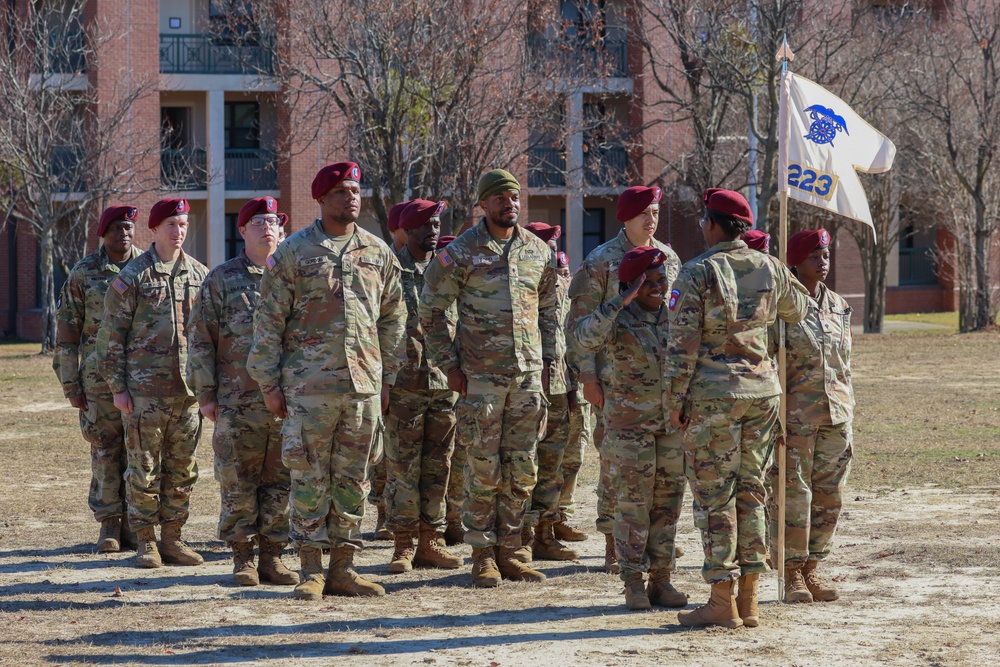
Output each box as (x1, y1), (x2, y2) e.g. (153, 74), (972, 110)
(574, 294), (669, 432)
(53, 245), (143, 398)
(547, 270), (571, 396)
(97, 245), (209, 397)
(419, 220), (558, 381)
(785, 282), (854, 426)
(247, 220), (405, 398)
(566, 229), (679, 385)
(186, 251), (270, 407)
(665, 239), (808, 412)
(394, 245), (455, 392)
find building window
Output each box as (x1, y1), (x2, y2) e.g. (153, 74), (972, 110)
(225, 102), (260, 150)
(225, 213), (244, 260)
(583, 208), (605, 258)
(209, 1), (258, 41)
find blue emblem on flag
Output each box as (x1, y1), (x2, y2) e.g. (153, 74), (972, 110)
(803, 105), (849, 146)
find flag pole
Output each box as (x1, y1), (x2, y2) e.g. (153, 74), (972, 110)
(775, 34), (794, 603)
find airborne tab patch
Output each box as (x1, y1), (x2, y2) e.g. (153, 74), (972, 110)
(111, 277), (129, 295)
(668, 288), (680, 311)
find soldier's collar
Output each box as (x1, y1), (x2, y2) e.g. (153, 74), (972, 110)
(149, 245), (188, 275)
(476, 219), (524, 248)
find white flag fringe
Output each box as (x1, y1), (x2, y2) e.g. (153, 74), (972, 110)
(778, 71), (896, 239)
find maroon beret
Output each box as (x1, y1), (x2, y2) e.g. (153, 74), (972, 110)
(400, 199), (446, 230)
(704, 188), (753, 225)
(556, 251), (569, 269)
(616, 185), (662, 223)
(618, 246), (666, 283)
(436, 235), (456, 251)
(524, 222), (562, 243)
(97, 205), (138, 237)
(148, 198), (190, 229)
(277, 212), (288, 228)
(311, 161), (361, 199)
(387, 201), (409, 233)
(238, 196), (279, 227)
(743, 229), (770, 252)
(787, 228), (831, 267)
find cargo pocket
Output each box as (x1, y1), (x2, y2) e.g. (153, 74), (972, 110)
(281, 416), (311, 471)
(368, 415), (385, 467)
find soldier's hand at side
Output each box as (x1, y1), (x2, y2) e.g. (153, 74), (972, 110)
(568, 389), (578, 411)
(200, 400), (219, 423)
(583, 382), (604, 410)
(542, 365), (550, 394)
(447, 369), (467, 397)
(113, 391), (133, 415)
(263, 387), (287, 419)
(381, 384), (391, 415)
(670, 409), (689, 431)
(621, 274), (646, 306)
(68, 394), (88, 411)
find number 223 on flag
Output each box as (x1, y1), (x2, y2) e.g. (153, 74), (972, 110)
(787, 163), (839, 202)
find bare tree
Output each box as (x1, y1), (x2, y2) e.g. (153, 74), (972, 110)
(0, 1), (157, 351)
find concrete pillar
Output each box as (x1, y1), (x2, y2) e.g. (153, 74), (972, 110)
(566, 92), (584, 267)
(206, 89), (227, 267)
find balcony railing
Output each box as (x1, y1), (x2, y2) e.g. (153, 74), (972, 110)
(161, 148), (207, 190)
(527, 37), (628, 79)
(528, 146), (566, 188)
(225, 148), (277, 190)
(584, 145), (629, 187)
(899, 247), (937, 285)
(159, 34), (273, 74)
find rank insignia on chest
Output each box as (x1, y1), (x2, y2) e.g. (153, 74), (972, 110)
(438, 249), (453, 268)
(265, 255), (276, 271)
(668, 288), (680, 311)
(111, 277), (129, 295)
(473, 255), (498, 266)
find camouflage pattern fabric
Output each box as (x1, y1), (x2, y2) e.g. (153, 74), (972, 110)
(247, 220), (405, 397)
(97, 245), (208, 397)
(54, 245), (142, 521)
(766, 422), (853, 566)
(446, 432), (469, 526)
(394, 246), (455, 392)
(385, 387), (457, 532)
(123, 396), (202, 530)
(185, 251), (290, 543)
(681, 396), (778, 583)
(282, 394), (381, 549)
(213, 404), (289, 542)
(525, 392), (570, 527)
(367, 460), (386, 508)
(558, 394), (590, 520)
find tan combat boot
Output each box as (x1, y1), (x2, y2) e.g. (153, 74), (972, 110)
(647, 569), (688, 608)
(803, 559), (839, 601)
(159, 522), (204, 566)
(512, 524), (533, 563)
(257, 538), (298, 585)
(413, 522), (462, 569)
(623, 571), (651, 610)
(784, 562), (813, 603)
(497, 546), (546, 582)
(553, 519), (588, 542)
(97, 516), (122, 553)
(374, 503), (392, 540)
(532, 520), (579, 561)
(230, 539), (259, 586)
(388, 532), (415, 573)
(604, 533), (620, 574)
(325, 545), (385, 597)
(736, 573), (760, 627)
(470, 547), (501, 588)
(121, 518), (138, 551)
(134, 526), (161, 569)
(293, 546), (325, 600)
(443, 520), (465, 547)
(677, 580), (743, 629)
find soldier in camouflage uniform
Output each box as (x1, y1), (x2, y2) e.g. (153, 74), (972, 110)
(668, 189), (808, 629)
(557, 392), (591, 540)
(419, 169), (557, 587)
(520, 223), (578, 562)
(97, 198), (209, 569)
(766, 228), (854, 604)
(384, 199), (463, 574)
(247, 162), (405, 600)
(576, 246), (688, 610)
(187, 197), (298, 587)
(54, 205), (143, 553)
(566, 185), (679, 573)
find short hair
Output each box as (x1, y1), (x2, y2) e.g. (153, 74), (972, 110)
(707, 210), (752, 238)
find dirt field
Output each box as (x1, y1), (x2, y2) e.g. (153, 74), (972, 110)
(2, 331), (999, 667)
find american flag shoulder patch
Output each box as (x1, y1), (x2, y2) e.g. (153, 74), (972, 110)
(111, 277), (129, 295)
(265, 254), (276, 271)
(438, 249), (453, 268)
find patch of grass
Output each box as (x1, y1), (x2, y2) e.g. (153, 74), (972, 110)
(885, 311), (959, 334)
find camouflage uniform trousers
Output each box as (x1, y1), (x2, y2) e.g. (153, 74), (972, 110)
(682, 396), (778, 584)
(594, 411), (615, 535)
(367, 457), (387, 508)
(123, 396), (202, 530)
(766, 421), (853, 566)
(80, 391), (128, 522)
(525, 392), (570, 527)
(446, 429), (469, 526)
(608, 428), (685, 579)
(213, 403), (290, 543)
(557, 397), (590, 520)
(460, 373), (547, 549)
(282, 393), (380, 549)
(384, 387), (457, 532)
